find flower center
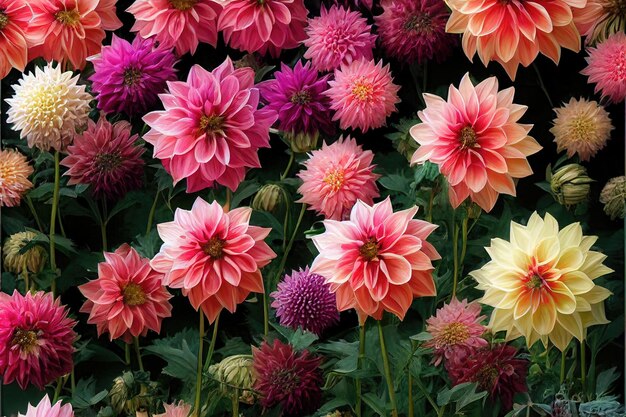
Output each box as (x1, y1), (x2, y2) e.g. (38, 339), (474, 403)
(123, 283), (147, 306)
(352, 80), (374, 103)
(0, 11), (9, 30)
(95, 152), (123, 173)
(459, 126), (479, 150)
(202, 237), (226, 259)
(359, 237), (380, 261)
(290, 90), (311, 105)
(440, 322), (470, 345)
(169, 0), (198, 10)
(475, 364), (499, 391)
(403, 13), (432, 33)
(569, 116), (597, 142)
(270, 368), (299, 392)
(11, 328), (38, 354)
(607, 48), (626, 82)
(526, 274), (543, 289)
(55, 9), (80, 26)
(323, 168), (345, 192)
(607, 0), (626, 16)
(123, 68), (142, 86)
(199, 114), (225, 135)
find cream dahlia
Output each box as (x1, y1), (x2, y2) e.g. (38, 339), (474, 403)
(0, 149), (33, 208)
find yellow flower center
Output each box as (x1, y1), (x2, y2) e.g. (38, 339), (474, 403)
(526, 274), (544, 289)
(323, 168), (345, 192)
(352, 80), (374, 103)
(123, 68), (142, 86)
(200, 114), (225, 135)
(55, 9), (80, 26)
(123, 283), (147, 306)
(0, 12), (9, 30)
(11, 328), (38, 354)
(440, 322), (470, 345)
(459, 126), (479, 150)
(359, 237), (380, 261)
(169, 0), (198, 10)
(202, 237), (226, 259)
(569, 116), (596, 143)
(290, 90), (311, 105)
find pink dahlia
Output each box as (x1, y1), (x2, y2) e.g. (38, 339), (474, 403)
(0, 291), (76, 390)
(143, 58), (277, 193)
(95, 0), (122, 31)
(325, 58), (401, 132)
(61, 119), (145, 200)
(311, 198), (440, 322)
(79, 244), (173, 342)
(0, 0), (33, 79)
(153, 401), (191, 417)
(218, 0), (308, 57)
(253, 340), (323, 417)
(581, 32), (626, 103)
(28, 0), (105, 70)
(410, 73), (542, 212)
(303, 5), (377, 72)
(89, 35), (178, 117)
(375, 0), (456, 64)
(424, 298), (487, 367)
(127, 0), (221, 56)
(151, 198), (276, 323)
(446, 0), (585, 80)
(297, 136), (380, 220)
(18, 396), (74, 417)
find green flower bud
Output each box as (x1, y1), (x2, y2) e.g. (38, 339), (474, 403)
(549, 163), (593, 206)
(286, 131), (319, 153)
(252, 184), (287, 213)
(599, 176), (626, 220)
(109, 376), (130, 415)
(209, 354), (255, 404)
(2, 231), (47, 275)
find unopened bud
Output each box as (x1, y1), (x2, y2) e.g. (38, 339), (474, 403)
(549, 164), (593, 206)
(286, 131), (319, 153)
(252, 184), (286, 213)
(599, 176), (626, 220)
(2, 231), (46, 275)
(209, 354), (256, 404)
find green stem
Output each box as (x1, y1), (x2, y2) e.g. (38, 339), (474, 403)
(437, 405), (446, 417)
(581, 341), (587, 399)
(70, 367), (76, 394)
(426, 186), (435, 223)
(194, 310), (205, 416)
(50, 150), (61, 296)
(460, 215), (469, 267)
(125, 343), (131, 366)
(26, 195), (43, 232)
(133, 337), (144, 371)
(145, 191), (160, 235)
(532, 62), (554, 108)
(224, 189), (232, 211)
(203, 313), (221, 373)
(414, 376), (439, 415)
(100, 199), (108, 251)
(280, 151), (295, 181)
(560, 349), (566, 384)
(263, 288), (269, 337)
(57, 205), (66, 238)
(377, 321), (398, 417)
(232, 389), (240, 417)
(452, 222), (460, 299)
(52, 377), (63, 403)
(275, 204), (306, 284)
(355, 323), (366, 417)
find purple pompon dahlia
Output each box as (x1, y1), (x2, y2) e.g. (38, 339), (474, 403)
(271, 267), (339, 335)
(253, 340), (323, 417)
(259, 61), (335, 137)
(89, 35), (177, 117)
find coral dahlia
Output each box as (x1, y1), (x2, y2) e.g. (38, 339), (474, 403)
(95, 0), (123, 31)
(0, 0), (33, 79)
(18, 395), (74, 417)
(0, 149), (33, 208)
(581, 31), (626, 103)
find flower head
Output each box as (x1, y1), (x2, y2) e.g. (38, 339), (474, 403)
(259, 61), (334, 137)
(6, 64), (91, 152)
(549, 163), (594, 206)
(0, 149), (33, 207)
(151, 198), (276, 323)
(550, 98), (613, 161)
(61, 119), (145, 200)
(3, 231), (47, 275)
(326, 58), (400, 132)
(410, 73), (541, 212)
(218, 0), (308, 57)
(18, 395), (74, 417)
(311, 198), (440, 322)
(127, 0), (221, 56)
(143, 58), (277, 193)
(271, 267), (339, 335)
(0, 0), (33, 78)
(89, 35), (178, 117)
(600, 176), (626, 220)
(581, 32), (626, 103)
(253, 340), (323, 417)
(0, 291), (76, 389)
(79, 244), (173, 342)
(303, 5), (376, 72)
(471, 212), (613, 351)
(574, 0), (626, 45)
(297, 136), (380, 220)
(375, 0), (456, 64)
(153, 401), (191, 417)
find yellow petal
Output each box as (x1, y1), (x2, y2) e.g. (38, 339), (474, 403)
(556, 247), (585, 270)
(556, 312), (584, 341)
(532, 297), (557, 335)
(561, 271), (595, 295)
(558, 222), (583, 248)
(535, 236), (560, 265)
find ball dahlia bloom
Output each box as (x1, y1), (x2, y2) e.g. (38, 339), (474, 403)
(311, 198), (440, 322)
(0, 0), (33, 79)
(89, 35), (178, 117)
(3, 231), (47, 275)
(581, 31), (626, 103)
(550, 98), (614, 162)
(297, 136), (380, 220)
(271, 267), (339, 335)
(253, 340), (323, 417)
(153, 401), (191, 417)
(151, 198), (276, 323)
(0, 149), (33, 208)
(325, 58), (401, 132)
(600, 176), (626, 220)
(79, 244), (173, 342)
(375, 0), (456, 64)
(303, 5), (377, 72)
(143, 58), (277, 193)
(471, 212), (613, 351)
(446, 0), (585, 80)
(410, 73), (542, 212)
(127, 0), (221, 56)
(18, 396), (74, 417)
(6, 64), (92, 152)
(574, 0), (626, 45)
(0, 291), (76, 389)
(61, 119), (145, 200)
(218, 0), (308, 57)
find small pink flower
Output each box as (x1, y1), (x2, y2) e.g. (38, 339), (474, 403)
(153, 401), (191, 417)
(581, 31), (626, 103)
(18, 395), (74, 417)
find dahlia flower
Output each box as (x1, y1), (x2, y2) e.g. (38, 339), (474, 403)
(259, 61), (334, 137)
(79, 244), (173, 342)
(151, 198), (276, 323)
(311, 198), (440, 322)
(18, 396), (74, 417)
(3, 231), (47, 275)
(127, 0), (221, 56)
(550, 98), (613, 161)
(271, 267), (339, 335)
(28, 0), (105, 70)
(375, 0), (456, 64)
(410, 73), (542, 212)
(325, 58), (400, 132)
(581, 32), (626, 103)
(303, 5), (376, 72)
(253, 340), (323, 417)
(0, 0), (33, 79)
(143, 58), (277, 192)
(153, 401), (191, 417)
(6, 64), (92, 152)
(61, 119), (145, 200)
(600, 176), (626, 220)
(297, 136), (380, 220)
(446, 0), (585, 80)
(89, 35), (178, 117)
(95, 0), (123, 31)
(0, 149), (33, 207)
(574, 0), (626, 44)
(471, 212), (613, 351)
(424, 298), (487, 367)
(218, 0), (308, 57)
(0, 291), (76, 389)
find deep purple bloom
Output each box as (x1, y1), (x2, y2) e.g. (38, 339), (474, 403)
(259, 61), (335, 137)
(271, 267), (339, 335)
(89, 35), (177, 117)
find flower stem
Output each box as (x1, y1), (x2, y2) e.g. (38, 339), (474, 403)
(532, 62), (554, 108)
(581, 341), (587, 399)
(52, 377), (63, 403)
(263, 288), (269, 337)
(452, 222), (460, 299)
(57, 206), (66, 238)
(414, 375), (439, 415)
(224, 189), (232, 212)
(377, 321), (398, 417)
(26, 195), (43, 232)
(203, 313), (220, 373)
(426, 186), (435, 223)
(133, 337), (144, 371)
(50, 150), (61, 296)
(280, 151), (295, 181)
(355, 323), (366, 417)
(100, 199), (108, 251)
(145, 190), (160, 235)
(232, 389), (240, 417)
(125, 343), (131, 366)
(560, 348), (566, 384)
(194, 310), (205, 416)
(460, 215), (469, 267)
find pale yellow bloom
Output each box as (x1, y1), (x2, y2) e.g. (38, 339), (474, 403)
(2, 231), (46, 275)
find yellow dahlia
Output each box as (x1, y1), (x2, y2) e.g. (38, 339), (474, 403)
(6, 64), (92, 152)
(471, 212), (613, 351)
(0, 148), (33, 207)
(2, 231), (47, 275)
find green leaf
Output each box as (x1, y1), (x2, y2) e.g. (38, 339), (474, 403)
(362, 393), (388, 416)
(231, 180), (260, 208)
(379, 174), (411, 195)
(71, 377), (108, 410)
(595, 367), (619, 398)
(144, 328), (198, 380)
(409, 332), (433, 342)
(437, 382), (488, 413)
(106, 192), (142, 223)
(271, 324), (319, 351)
(27, 183), (54, 200)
